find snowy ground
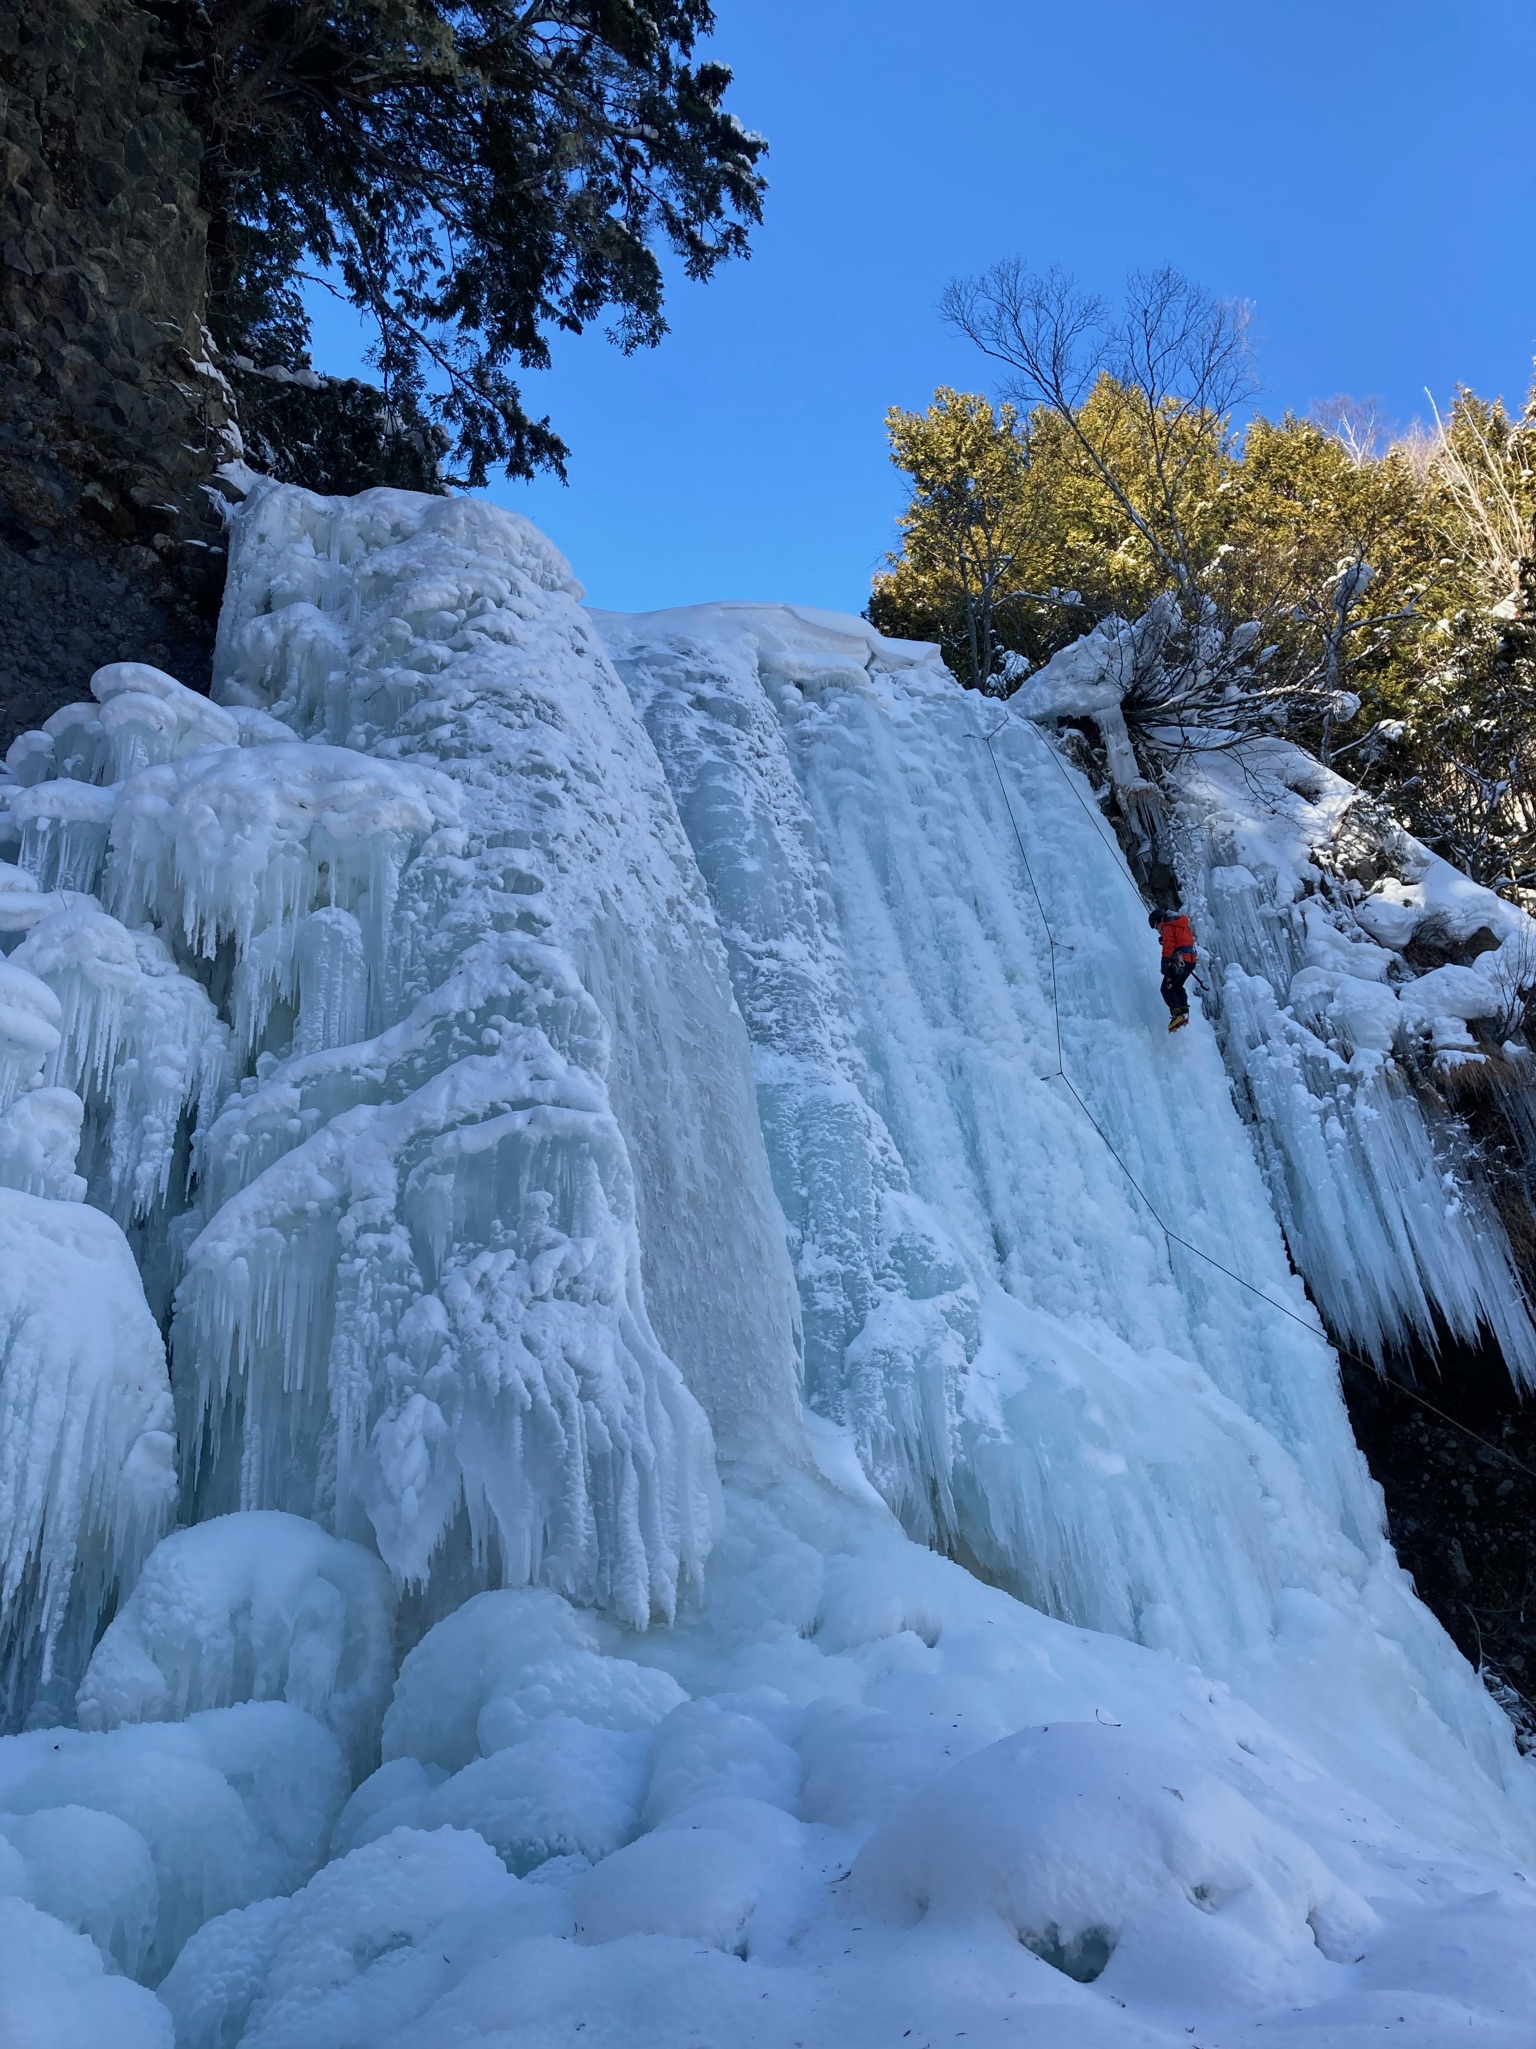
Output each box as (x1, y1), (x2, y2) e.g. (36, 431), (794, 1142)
(0, 488), (1532, 2046)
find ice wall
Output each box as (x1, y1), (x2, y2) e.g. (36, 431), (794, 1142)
(1, 507), (1527, 1788)
(598, 601), (1525, 1816)
(0, 490), (811, 1643)
(210, 488), (803, 1483)
(1014, 624), (1536, 1384)
(2, 490), (1535, 2041)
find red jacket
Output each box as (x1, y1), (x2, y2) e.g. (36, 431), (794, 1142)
(1159, 913), (1196, 961)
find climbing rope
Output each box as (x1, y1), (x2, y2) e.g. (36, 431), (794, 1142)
(972, 713), (1536, 1491)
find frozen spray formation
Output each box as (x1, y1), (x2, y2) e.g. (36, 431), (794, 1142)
(0, 485), (1534, 2042)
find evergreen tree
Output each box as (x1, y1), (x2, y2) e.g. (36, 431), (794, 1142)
(868, 377), (1229, 689)
(1362, 388), (1536, 892)
(868, 389), (1043, 690)
(1216, 414), (1424, 762)
(144, 1), (766, 484)
(882, 257), (1536, 899)
(874, 364), (1536, 899)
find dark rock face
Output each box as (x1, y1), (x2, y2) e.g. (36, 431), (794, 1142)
(1341, 1338), (1536, 1750)
(0, 0), (232, 746)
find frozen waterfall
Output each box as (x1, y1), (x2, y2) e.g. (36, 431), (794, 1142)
(0, 484), (1533, 2044)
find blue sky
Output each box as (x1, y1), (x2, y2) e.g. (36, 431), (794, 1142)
(307, 0), (1535, 615)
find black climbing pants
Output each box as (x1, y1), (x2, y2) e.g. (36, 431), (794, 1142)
(1160, 954), (1195, 1022)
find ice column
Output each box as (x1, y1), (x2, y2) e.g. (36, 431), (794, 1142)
(603, 608), (975, 1544)
(176, 482), (810, 1627)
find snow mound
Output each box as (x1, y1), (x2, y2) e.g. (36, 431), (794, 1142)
(77, 1512), (397, 1777)
(641, 1697), (801, 1824)
(410, 1716), (651, 1874)
(380, 1586), (686, 1775)
(0, 1896), (172, 2049)
(852, 1720), (1374, 2007)
(0, 1700), (347, 1980)
(0, 1085), (86, 1201)
(0, 1801), (158, 1976)
(570, 1804), (805, 1952)
(166, 1479), (1536, 2045)
(0, 953), (60, 1108)
(158, 1826), (520, 2049)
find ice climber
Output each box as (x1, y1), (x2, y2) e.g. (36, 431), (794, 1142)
(1150, 906), (1197, 1033)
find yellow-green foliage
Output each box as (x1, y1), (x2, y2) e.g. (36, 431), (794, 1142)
(870, 377), (1228, 684)
(872, 371), (1536, 891)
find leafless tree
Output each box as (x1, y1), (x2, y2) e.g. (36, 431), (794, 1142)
(942, 261), (1416, 765)
(940, 260), (1255, 592)
(1425, 392), (1535, 610)
(1310, 394), (1390, 465)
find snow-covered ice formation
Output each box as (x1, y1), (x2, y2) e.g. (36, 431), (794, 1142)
(0, 483), (1533, 2042)
(596, 598), (1519, 1816)
(0, 1187), (176, 1726)
(77, 1511), (396, 1778)
(1017, 625), (1536, 1380)
(1175, 738), (1536, 1376)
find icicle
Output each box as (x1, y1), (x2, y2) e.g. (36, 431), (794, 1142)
(1215, 959), (1536, 1371)
(12, 902), (228, 1228)
(293, 907), (367, 1055)
(175, 1041), (716, 1629)
(0, 1188), (176, 1724)
(89, 661), (242, 784)
(7, 779), (119, 897)
(0, 959), (61, 1112)
(103, 743), (460, 1059)
(1179, 766), (1536, 1383)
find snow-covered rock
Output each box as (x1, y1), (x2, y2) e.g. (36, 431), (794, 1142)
(1172, 736), (1536, 1375)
